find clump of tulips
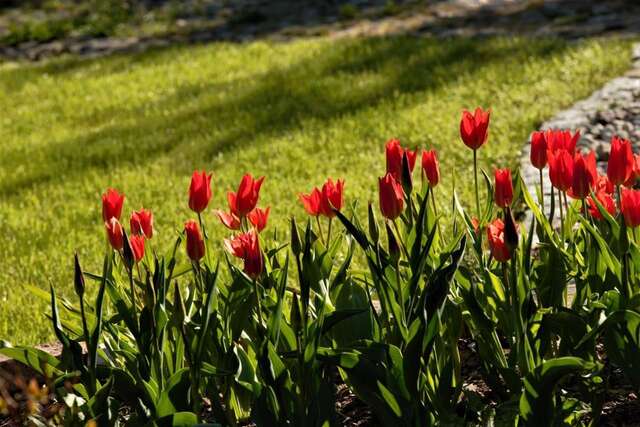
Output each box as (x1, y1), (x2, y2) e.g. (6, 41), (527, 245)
(5, 107), (640, 427)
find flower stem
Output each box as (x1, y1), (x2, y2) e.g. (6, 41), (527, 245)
(315, 216), (325, 245)
(558, 190), (564, 238)
(327, 217), (333, 244)
(253, 279), (264, 326)
(539, 168), (545, 214)
(473, 149), (480, 219)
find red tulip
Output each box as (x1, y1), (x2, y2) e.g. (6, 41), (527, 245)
(386, 139), (417, 180)
(299, 188), (323, 216)
(607, 136), (634, 186)
(184, 220), (205, 261)
(379, 173), (404, 220)
(570, 151), (597, 199)
(421, 150), (440, 187)
(493, 168), (513, 208)
(320, 178), (345, 217)
(548, 149), (573, 192)
(621, 188), (640, 227)
(105, 217), (124, 251)
(596, 174), (614, 194)
(624, 154), (640, 187)
(248, 207), (270, 232)
(224, 230), (263, 279)
(216, 210), (241, 230)
(129, 235), (145, 263)
(229, 174), (265, 218)
(486, 218), (512, 262)
(188, 171), (212, 213)
(130, 208), (154, 238)
(460, 107), (490, 150)
(546, 129), (580, 155)
(102, 188), (125, 222)
(530, 131), (548, 169)
(586, 191), (616, 220)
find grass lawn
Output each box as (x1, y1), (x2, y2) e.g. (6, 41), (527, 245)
(0, 35), (632, 345)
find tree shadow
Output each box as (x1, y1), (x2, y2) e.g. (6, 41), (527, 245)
(0, 35), (567, 197)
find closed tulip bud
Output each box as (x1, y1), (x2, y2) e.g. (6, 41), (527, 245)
(379, 173), (404, 220)
(368, 202), (380, 242)
(493, 168), (513, 208)
(184, 220), (205, 261)
(421, 150), (440, 187)
(460, 107), (490, 150)
(224, 230), (263, 279)
(548, 149), (573, 192)
(231, 174), (265, 217)
(129, 235), (145, 263)
(385, 138), (417, 180)
(319, 178), (345, 217)
(586, 191), (616, 220)
(486, 218), (512, 263)
(290, 292), (302, 335)
(122, 231), (135, 270)
(74, 253), (85, 298)
(299, 187), (323, 216)
(530, 131), (548, 170)
(188, 171), (213, 213)
(248, 207), (270, 232)
(570, 151), (597, 199)
(621, 188), (640, 227)
(625, 154), (640, 187)
(102, 188), (125, 222)
(386, 223), (400, 263)
(105, 217), (124, 251)
(607, 136), (634, 186)
(503, 208), (519, 252)
(130, 208), (154, 238)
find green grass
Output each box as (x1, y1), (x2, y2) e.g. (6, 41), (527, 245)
(0, 35), (632, 344)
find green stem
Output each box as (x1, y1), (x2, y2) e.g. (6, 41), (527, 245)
(253, 279), (264, 326)
(473, 149), (480, 219)
(327, 217), (333, 244)
(315, 216), (325, 246)
(558, 190), (564, 239)
(392, 220), (410, 260)
(430, 186), (444, 243)
(539, 168), (545, 214)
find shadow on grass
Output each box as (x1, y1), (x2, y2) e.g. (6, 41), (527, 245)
(0, 36), (567, 196)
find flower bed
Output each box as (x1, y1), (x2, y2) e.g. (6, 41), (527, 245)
(2, 107), (640, 426)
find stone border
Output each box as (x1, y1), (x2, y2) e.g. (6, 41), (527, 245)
(520, 43), (640, 217)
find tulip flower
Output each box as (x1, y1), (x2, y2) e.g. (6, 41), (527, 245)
(129, 235), (145, 263)
(228, 174), (265, 218)
(530, 131), (548, 170)
(545, 129), (579, 155)
(493, 168), (513, 208)
(461, 107), (490, 218)
(586, 191), (616, 220)
(621, 188), (640, 227)
(570, 151), (597, 199)
(460, 107), (490, 150)
(548, 149), (573, 192)
(596, 174), (614, 194)
(248, 207), (270, 232)
(188, 171), (212, 213)
(486, 218), (512, 262)
(105, 217), (124, 251)
(607, 136), (634, 187)
(184, 220), (205, 261)
(216, 210), (241, 230)
(299, 188), (323, 216)
(130, 208), (154, 238)
(224, 230), (263, 279)
(319, 178), (345, 217)
(624, 154), (640, 187)
(386, 139), (417, 180)
(379, 173), (404, 220)
(102, 188), (125, 222)
(421, 150), (440, 187)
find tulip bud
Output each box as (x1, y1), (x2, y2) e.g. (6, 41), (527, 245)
(493, 168), (513, 208)
(421, 150), (440, 187)
(607, 136), (634, 186)
(530, 131), (547, 170)
(386, 223), (400, 263)
(460, 107), (490, 150)
(379, 173), (404, 220)
(102, 188), (125, 222)
(290, 292), (302, 335)
(368, 202), (380, 242)
(290, 217), (302, 256)
(401, 152), (414, 196)
(184, 220), (205, 262)
(621, 188), (640, 228)
(122, 230), (135, 271)
(503, 208), (519, 252)
(188, 171), (213, 213)
(73, 253), (85, 298)
(232, 174), (265, 217)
